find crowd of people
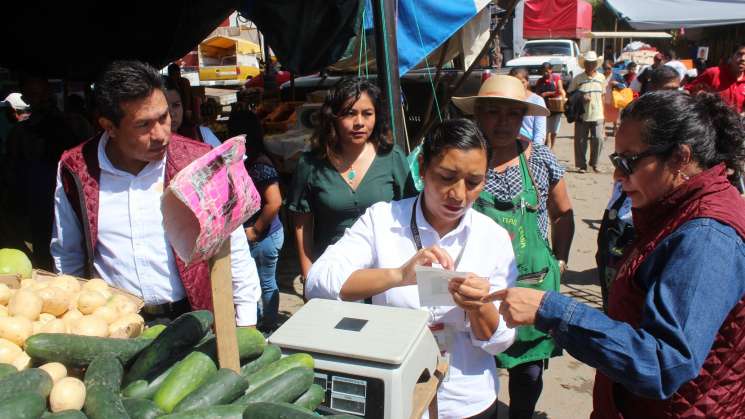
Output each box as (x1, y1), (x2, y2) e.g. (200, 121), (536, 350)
(0, 40), (742, 418)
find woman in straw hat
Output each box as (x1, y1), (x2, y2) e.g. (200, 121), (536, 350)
(453, 75), (575, 419)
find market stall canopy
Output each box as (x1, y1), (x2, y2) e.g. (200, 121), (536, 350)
(523, 0), (592, 39)
(1, 0), (364, 80)
(200, 36), (261, 56)
(0, 0), (238, 80)
(328, 0), (492, 75)
(238, 0), (363, 75)
(605, 0), (745, 30)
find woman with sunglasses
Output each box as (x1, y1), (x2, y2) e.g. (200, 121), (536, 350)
(488, 90), (745, 417)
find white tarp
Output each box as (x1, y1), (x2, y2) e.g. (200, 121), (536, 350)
(606, 0), (745, 30)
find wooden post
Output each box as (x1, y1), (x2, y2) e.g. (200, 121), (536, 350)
(209, 240), (240, 372)
(372, 0), (407, 150)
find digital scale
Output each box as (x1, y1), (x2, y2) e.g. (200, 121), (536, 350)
(269, 299), (441, 418)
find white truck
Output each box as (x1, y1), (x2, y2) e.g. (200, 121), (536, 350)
(504, 39), (582, 87)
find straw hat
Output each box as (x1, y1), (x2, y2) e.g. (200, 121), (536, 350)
(452, 75), (549, 117)
(578, 50), (602, 67)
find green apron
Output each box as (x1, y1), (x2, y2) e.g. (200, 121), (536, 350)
(473, 148), (562, 369)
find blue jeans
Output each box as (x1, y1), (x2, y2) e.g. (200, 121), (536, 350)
(249, 226), (284, 331)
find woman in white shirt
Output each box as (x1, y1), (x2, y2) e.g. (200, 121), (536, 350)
(306, 118), (517, 419)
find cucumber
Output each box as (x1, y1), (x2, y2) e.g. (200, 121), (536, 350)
(0, 392), (46, 419)
(159, 404), (246, 419)
(122, 397), (163, 419)
(84, 354), (123, 391)
(242, 402), (318, 419)
(139, 324), (166, 340)
(246, 353), (314, 390)
(293, 383), (325, 411)
(195, 327), (265, 363)
(0, 363), (17, 379)
(26, 333), (154, 367)
(173, 368), (249, 412)
(235, 367), (313, 405)
(41, 411), (88, 419)
(239, 344), (281, 377)
(153, 351), (217, 413)
(83, 384), (129, 419)
(125, 310), (213, 384)
(122, 327), (262, 400)
(0, 368), (53, 400)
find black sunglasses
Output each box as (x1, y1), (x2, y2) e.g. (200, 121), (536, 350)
(608, 149), (659, 176)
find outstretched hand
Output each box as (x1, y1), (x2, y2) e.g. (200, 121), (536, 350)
(482, 288), (546, 328)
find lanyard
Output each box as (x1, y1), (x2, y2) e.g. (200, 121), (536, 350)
(409, 196), (467, 269)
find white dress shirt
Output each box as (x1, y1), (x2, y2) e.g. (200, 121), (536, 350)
(51, 133), (260, 326)
(306, 196), (517, 419)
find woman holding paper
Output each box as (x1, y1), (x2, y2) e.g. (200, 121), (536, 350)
(305, 119), (517, 419)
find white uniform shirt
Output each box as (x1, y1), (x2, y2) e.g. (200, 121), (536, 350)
(306, 196), (517, 419)
(51, 133), (260, 325)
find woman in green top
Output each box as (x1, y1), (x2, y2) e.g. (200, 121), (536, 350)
(288, 77), (414, 282)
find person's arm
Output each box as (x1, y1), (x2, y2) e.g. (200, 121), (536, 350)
(286, 154), (314, 278)
(494, 220), (745, 399)
(292, 212), (314, 279)
(462, 230), (517, 353)
(50, 164), (86, 276)
(341, 245), (454, 301)
(548, 178), (574, 264)
(557, 78), (566, 98)
(228, 227), (260, 327)
(246, 182), (281, 242)
(533, 113), (547, 145)
(245, 164), (282, 242)
(305, 206), (379, 300)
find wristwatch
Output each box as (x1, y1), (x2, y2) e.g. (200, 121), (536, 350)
(558, 260), (567, 275)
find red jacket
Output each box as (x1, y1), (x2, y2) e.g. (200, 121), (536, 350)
(593, 164), (745, 418)
(58, 133), (214, 311)
(686, 64), (745, 113)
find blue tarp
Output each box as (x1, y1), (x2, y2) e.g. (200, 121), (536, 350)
(362, 0), (489, 75)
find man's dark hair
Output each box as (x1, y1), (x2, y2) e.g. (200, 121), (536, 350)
(650, 66), (680, 90)
(541, 62), (553, 70)
(95, 60), (164, 126)
(421, 118), (490, 169)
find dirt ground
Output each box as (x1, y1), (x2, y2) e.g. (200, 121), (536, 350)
(275, 117), (615, 418)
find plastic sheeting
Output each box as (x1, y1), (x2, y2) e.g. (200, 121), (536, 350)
(606, 0), (745, 30)
(523, 0), (592, 39)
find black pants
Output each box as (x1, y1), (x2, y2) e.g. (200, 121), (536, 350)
(466, 398), (498, 419)
(507, 360), (544, 419)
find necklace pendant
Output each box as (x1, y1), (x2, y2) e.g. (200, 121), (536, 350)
(347, 169), (356, 181)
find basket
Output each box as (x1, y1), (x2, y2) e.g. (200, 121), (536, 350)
(547, 97), (566, 113)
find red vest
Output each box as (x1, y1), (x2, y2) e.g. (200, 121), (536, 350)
(58, 133), (214, 311)
(592, 164), (745, 418)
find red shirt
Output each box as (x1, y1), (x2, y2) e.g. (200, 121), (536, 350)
(685, 64), (745, 113)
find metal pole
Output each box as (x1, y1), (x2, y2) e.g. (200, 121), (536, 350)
(371, 0), (407, 150)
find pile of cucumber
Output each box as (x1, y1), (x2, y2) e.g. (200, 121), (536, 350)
(0, 310), (356, 419)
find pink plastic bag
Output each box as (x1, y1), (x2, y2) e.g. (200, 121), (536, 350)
(162, 136), (260, 264)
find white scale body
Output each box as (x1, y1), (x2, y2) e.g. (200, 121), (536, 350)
(269, 299), (440, 418)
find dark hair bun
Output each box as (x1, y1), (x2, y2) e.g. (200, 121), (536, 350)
(694, 92), (745, 176)
(421, 119), (489, 168)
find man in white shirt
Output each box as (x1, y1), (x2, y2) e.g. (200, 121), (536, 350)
(51, 60), (260, 325)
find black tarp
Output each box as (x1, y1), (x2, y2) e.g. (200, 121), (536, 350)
(0, 0), (361, 81)
(239, 0), (362, 75)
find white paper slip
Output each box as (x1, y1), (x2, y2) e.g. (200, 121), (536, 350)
(415, 266), (469, 307)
